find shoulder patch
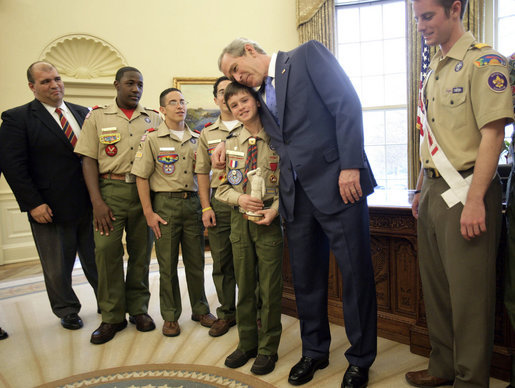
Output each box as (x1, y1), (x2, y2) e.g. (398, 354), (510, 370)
(488, 72), (508, 92)
(475, 54), (506, 68)
(472, 43), (491, 50)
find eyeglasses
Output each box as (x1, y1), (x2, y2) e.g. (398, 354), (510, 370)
(167, 100), (188, 107)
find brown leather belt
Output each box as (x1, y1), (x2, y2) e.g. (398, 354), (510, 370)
(155, 191), (197, 199)
(100, 173), (136, 183)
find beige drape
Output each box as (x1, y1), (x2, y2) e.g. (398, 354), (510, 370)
(297, 0), (336, 53)
(407, 0), (485, 187)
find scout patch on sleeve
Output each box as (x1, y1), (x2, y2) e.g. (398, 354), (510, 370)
(488, 72), (508, 92)
(474, 54), (506, 68)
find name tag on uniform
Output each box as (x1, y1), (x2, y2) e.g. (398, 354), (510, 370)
(227, 150), (245, 157)
(208, 139), (222, 145)
(160, 147), (175, 151)
(101, 127), (117, 132)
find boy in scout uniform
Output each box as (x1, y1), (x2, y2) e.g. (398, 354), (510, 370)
(407, 1), (514, 387)
(75, 67), (161, 344)
(215, 82), (282, 376)
(196, 76), (243, 337)
(132, 87), (215, 337)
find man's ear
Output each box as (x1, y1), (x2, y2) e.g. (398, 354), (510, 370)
(28, 82), (35, 93)
(245, 44), (256, 57)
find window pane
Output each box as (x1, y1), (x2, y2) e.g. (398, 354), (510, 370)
(362, 75), (385, 106)
(385, 109), (408, 144)
(384, 73), (407, 105)
(383, 1), (406, 39)
(338, 43), (362, 77)
(386, 144), (407, 182)
(360, 5), (383, 41)
(384, 38), (406, 74)
(361, 41), (384, 76)
(337, 7), (360, 43)
(499, 0), (515, 16)
(498, 16), (515, 55)
(363, 110), (385, 145)
(365, 144), (386, 184)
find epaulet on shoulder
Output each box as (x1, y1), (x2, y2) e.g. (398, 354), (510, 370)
(91, 105), (103, 110)
(192, 129), (201, 137)
(145, 107), (160, 114)
(472, 43), (491, 50)
(204, 122), (213, 128)
(146, 127), (157, 133)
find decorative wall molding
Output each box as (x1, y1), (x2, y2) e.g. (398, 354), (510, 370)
(40, 34), (127, 82)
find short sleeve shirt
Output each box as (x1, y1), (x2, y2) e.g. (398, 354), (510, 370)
(421, 32), (514, 170)
(131, 121), (199, 192)
(215, 127), (280, 211)
(195, 117), (243, 188)
(75, 101), (162, 174)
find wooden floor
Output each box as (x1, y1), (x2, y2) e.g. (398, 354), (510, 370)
(0, 258), (508, 388)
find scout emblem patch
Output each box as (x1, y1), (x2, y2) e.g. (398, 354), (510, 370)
(488, 72), (508, 92)
(475, 54), (506, 68)
(228, 169), (243, 185)
(163, 164), (175, 175)
(455, 61), (463, 72)
(249, 137), (256, 145)
(145, 117), (151, 123)
(105, 144), (117, 156)
(157, 153), (179, 164)
(190, 138), (197, 144)
(99, 132), (121, 144)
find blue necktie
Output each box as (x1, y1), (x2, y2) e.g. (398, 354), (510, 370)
(265, 76), (279, 125)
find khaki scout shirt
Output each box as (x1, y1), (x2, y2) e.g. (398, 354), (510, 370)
(131, 122), (199, 192)
(75, 101), (161, 174)
(195, 117), (243, 188)
(215, 127), (280, 212)
(421, 32), (514, 171)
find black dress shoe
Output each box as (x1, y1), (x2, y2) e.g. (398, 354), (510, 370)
(342, 365), (369, 388)
(60, 313), (83, 330)
(288, 356), (329, 385)
(90, 320), (127, 344)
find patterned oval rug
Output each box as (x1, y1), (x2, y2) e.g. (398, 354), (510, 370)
(35, 363), (277, 388)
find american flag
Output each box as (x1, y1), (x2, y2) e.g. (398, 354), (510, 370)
(416, 38), (431, 136)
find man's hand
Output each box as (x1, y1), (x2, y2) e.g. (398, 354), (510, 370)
(237, 194), (264, 213)
(30, 204), (53, 223)
(254, 208), (278, 225)
(202, 209), (216, 228)
(144, 211), (168, 239)
(460, 200), (486, 240)
(92, 200), (116, 236)
(338, 169), (362, 204)
(211, 142), (226, 170)
(411, 193), (420, 219)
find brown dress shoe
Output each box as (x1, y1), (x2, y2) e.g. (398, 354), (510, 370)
(405, 369), (453, 387)
(191, 313), (216, 327)
(209, 318), (236, 337)
(129, 313), (156, 332)
(162, 321), (180, 337)
(90, 320), (127, 344)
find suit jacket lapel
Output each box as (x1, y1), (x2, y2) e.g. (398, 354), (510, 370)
(274, 51), (290, 129)
(65, 101), (85, 128)
(31, 99), (74, 150)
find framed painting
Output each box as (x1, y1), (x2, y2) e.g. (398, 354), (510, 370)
(173, 77), (220, 131)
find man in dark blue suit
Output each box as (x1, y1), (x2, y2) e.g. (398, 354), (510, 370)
(0, 61), (98, 330)
(218, 38), (377, 387)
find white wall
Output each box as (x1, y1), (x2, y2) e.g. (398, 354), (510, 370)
(0, 0), (298, 264)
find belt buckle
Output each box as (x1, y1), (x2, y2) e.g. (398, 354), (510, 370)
(182, 192), (188, 199)
(125, 173), (136, 183)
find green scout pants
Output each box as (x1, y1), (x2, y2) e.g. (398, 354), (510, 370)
(230, 209), (283, 355)
(96, 179), (152, 323)
(208, 192), (236, 320)
(418, 174), (501, 388)
(153, 192), (209, 322)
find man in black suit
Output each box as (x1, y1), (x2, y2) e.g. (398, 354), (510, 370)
(0, 61), (98, 330)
